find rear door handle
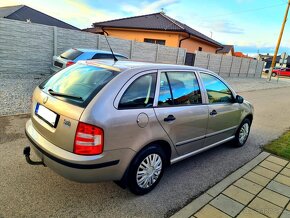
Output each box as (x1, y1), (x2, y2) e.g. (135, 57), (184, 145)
(210, 110), (217, 116)
(164, 115), (176, 122)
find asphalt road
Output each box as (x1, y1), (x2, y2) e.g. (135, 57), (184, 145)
(1, 87), (290, 218)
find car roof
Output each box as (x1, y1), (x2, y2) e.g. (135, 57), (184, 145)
(83, 59), (209, 72)
(76, 48), (126, 57)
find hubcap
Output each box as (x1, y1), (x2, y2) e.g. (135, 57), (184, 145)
(136, 154), (162, 188)
(239, 123), (249, 144)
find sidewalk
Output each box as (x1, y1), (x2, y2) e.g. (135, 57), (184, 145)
(172, 152), (290, 218)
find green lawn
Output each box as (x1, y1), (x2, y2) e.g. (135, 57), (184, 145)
(264, 130), (290, 160)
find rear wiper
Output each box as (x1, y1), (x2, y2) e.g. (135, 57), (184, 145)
(48, 89), (83, 101)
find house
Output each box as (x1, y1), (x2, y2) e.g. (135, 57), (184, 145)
(85, 12), (222, 53)
(257, 53), (272, 61)
(0, 5), (79, 30)
(264, 55), (290, 68)
(217, 45), (234, 56)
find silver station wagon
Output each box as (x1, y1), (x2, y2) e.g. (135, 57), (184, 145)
(24, 60), (254, 195)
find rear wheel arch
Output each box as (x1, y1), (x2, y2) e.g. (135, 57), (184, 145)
(115, 140), (172, 189)
(244, 114), (253, 125)
(133, 140), (172, 166)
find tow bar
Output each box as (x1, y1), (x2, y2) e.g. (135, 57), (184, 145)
(23, 146), (45, 166)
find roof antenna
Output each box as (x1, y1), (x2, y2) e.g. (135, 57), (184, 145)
(102, 29), (118, 62)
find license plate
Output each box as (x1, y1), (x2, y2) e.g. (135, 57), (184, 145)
(35, 103), (58, 127)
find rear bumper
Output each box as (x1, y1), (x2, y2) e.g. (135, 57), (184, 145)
(50, 65), (62, 74)
(25, 119), (136, 182)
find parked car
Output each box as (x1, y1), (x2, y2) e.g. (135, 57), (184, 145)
(272, 68), (290, 77)
(50, 48), (128, 73)
(263, 67), (270, 73)
(24, 60), (254, 195)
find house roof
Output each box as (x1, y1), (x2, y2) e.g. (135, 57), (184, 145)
(93, 12), (222, 47)
(0, 5), (79, 30)
(264, 55), (290, 63)
(217, 45), (234, 54)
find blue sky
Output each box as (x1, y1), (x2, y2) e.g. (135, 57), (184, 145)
(2, 0), (290, 56)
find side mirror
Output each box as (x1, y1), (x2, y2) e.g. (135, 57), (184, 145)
(236, 95), (244, 104)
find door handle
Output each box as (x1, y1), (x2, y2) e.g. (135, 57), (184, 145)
(210, 110), (217, 116)
(164, 115), (176, 122)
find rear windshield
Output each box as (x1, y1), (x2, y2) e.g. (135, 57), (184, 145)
(39, 64), (117, 107)
(60, 49), (83, 60)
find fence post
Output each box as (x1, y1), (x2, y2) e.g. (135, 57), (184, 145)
(130, 40), (134, 59)
(218, 55), (223, 75)
(53, 26), (57, 56)
(97, 34), (101, 49)
(155, 44), (160, 62)
(229, 56), (234, 77)
(254, 60), (259, 77)
(183, 50), (187, 65)
(246, 59), (251, 77)
(238, 58), (243, 77)
(96, 34), (100, 49)
(207, 53), (210, 69)
(176, 48), (180, 64)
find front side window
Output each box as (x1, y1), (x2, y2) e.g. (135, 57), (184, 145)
(119, 73), (157, 109)
(200, 73), (233, 104)
(158, 72), (202, 106)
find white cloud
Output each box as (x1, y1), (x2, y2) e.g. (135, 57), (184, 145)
(0, 0), (122, 28)
(121, 0), (179, 15)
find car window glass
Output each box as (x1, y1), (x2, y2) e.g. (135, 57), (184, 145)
(158, 72), (202, 106)
(92, 53), (113, 59)
(119, 73), (156, 109)
(158, 73), (174, 106)
(40, 64), (117, 107)
(60, 49), (83, 60)
(200, 73), (233, 104)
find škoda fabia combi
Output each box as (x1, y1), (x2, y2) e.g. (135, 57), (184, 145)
(24, 60), (253, 195)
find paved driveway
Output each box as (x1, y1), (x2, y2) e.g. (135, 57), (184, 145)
(1, 87), (290, 217)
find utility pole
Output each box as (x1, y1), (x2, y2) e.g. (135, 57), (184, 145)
(268, 0), (290, 81)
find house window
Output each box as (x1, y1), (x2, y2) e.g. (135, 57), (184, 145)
(198, 47), (203, 51)
(144, 38), (166, 45)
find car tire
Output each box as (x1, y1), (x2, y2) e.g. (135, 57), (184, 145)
(127, 145), (166, 195)
(272, 72), (277, 77)
(233, 118), (251, 147)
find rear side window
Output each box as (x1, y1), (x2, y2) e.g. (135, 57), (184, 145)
(119, 73), (157, 109)
(158, 72), (202, 106)
(60, 49), (83, 60)
(92, 53), (113, 59)
(200, 73), (233, 104)
(40, 64), (117, 107)
(92, 53), (128, 60)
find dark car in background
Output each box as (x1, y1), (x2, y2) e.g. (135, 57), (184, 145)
(50, 48), (128, 73)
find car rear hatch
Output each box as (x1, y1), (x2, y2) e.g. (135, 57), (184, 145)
(31, 63), (118, 153)
(53, 48), (83, 70)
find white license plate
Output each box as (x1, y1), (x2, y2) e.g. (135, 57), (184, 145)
(35, 104), (58, 127)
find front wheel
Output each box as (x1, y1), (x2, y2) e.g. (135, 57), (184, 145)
(233, 118), (251, 147)
(127, 145), (166, 195)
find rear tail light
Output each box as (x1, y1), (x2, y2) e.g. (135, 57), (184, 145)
(66, 61), (75, 67)
(74, 122), (104, 155)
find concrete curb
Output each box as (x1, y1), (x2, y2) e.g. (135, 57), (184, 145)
(171, 152), (271, 218)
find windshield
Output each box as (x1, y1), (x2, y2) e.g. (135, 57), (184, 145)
(40, 64), (117, 107)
